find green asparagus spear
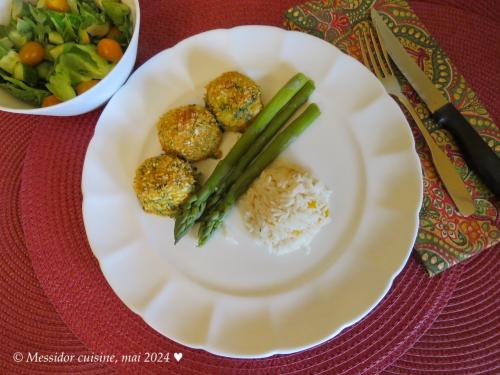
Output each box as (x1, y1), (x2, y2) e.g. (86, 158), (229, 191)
(198, 103), (321, 246)
(174, 73), (310, 243)
(202, 80), (316, 215)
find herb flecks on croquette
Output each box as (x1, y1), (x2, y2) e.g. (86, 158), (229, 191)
(157, 105), (222, 162)
(134, 155), (197, 217)
(205, 71), (262, 132)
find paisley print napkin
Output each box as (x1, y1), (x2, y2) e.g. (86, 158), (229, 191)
(284, 0), (499, 275)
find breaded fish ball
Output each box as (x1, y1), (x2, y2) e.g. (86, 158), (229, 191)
(134, 154), (197, 217)
(205, 71), (262, 132)
(157, 105), (222, 162)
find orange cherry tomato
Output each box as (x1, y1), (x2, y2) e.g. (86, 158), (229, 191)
(76, 80), (99, 95)
(107, 26), (122, 41)
(19, 41), (45, 66)
(46, 0), (69, 12)
(97, 38), (123, 63)
(42, 95), (62, 107)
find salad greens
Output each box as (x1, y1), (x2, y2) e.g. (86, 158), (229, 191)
(0, 0), (132, 107)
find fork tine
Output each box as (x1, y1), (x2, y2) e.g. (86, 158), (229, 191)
(362, 31), (383, 79)
(368, 28), (389, 78)
(371, 24), (395, 76)
(357, 31), (371, 71)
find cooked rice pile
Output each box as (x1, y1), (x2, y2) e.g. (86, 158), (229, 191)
(239, 165), (331, 255)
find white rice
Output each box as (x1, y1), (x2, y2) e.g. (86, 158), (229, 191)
(239, 164), (332, 255)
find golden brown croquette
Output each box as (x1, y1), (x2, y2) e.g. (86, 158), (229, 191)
(134, 154), (197, 217)
(205, 71), (262, 132)
(157, 105), (222, 162)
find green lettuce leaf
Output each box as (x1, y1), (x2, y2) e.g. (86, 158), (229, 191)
(0, 71), (49, 106)
(11, 0), (30, 19)
(102, 0), (130, 27)
(46, 67), (76, 100)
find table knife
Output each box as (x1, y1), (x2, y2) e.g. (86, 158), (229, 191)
(371, 8), (500, 197)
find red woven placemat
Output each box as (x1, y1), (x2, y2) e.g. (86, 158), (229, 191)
(385, 245), (499, 374)
(0, 120), (109, 374)
(19, 111), (462, 374)
(0, 0), (498, 374)
(18, 114), (461, 374)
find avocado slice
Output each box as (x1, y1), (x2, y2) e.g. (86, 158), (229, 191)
(13, 62), (39, 85)
(36, 61), (53, 80)
(48, 31), (64, 45)
(0, 50), (20, 74)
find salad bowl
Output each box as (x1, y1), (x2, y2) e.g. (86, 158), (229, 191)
(0, 0), (140, 116)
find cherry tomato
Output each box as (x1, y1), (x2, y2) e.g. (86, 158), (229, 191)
(97, 38), (123, 63)
(42, 95), (62, 107)
(19, 41), (45, 66)
(107, 26), (122, 41)
(76, 80), (99, 95)
(46, 0), (69, 12)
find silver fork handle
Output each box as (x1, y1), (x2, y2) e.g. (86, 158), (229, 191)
(396, 94), (475, 216)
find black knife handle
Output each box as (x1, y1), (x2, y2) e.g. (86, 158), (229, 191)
(433, 103), (500, 196)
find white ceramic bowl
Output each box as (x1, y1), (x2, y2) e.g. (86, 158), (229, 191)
(0, 0), (140, 116)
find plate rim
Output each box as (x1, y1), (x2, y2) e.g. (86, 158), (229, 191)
(82, 25), (423, 358)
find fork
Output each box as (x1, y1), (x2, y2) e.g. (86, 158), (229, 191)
(358, 26), (475, 216)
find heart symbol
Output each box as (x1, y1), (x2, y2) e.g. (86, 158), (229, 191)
(174, 352), (183, 362)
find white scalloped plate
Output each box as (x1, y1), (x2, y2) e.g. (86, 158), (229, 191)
(82, 26), (423, 358)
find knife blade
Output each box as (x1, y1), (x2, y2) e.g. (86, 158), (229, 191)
(371, 8), (500, 197)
